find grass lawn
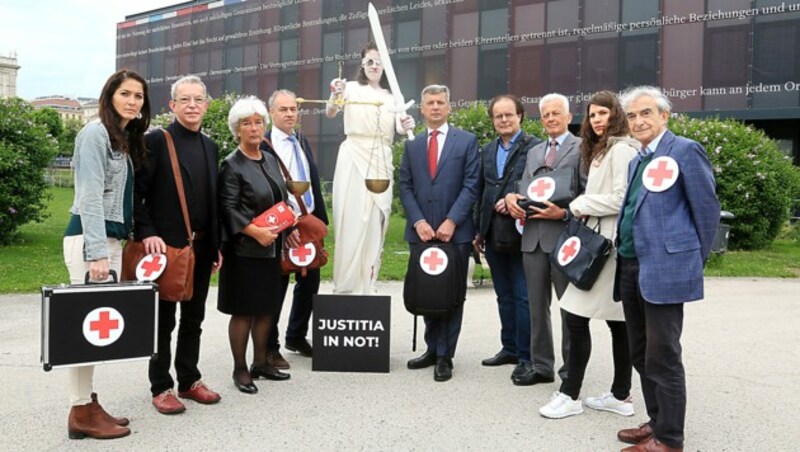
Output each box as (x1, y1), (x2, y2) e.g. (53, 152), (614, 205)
(1, 186), (798, 293)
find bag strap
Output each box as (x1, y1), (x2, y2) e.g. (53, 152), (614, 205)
(263, 137), (309, 216)
(163, 130), (193, 245)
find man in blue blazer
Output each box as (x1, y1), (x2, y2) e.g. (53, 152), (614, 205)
(399, 84), (480, 382)
(260, 90), (329, 370)
(473, 94), (542, 379)
(614, 86), (720, 452)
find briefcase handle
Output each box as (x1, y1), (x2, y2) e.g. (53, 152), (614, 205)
(84, 270), (118, 285)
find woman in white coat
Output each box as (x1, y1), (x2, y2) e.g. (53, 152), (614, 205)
(326, 42), (414, 294)
(539, 91), (640, 419)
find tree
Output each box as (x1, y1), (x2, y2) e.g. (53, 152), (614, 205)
(31, 107), (63, 139)
(58, 118), (83, 156)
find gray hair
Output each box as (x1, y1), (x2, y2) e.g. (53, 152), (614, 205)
(420, 84), (450, 103)
(538, 93), (570, 114)
(170, 75), (207, 100)
(619, 85), (672, 113)
(227, 96), (268, 141)
(267, 89), (297, 109)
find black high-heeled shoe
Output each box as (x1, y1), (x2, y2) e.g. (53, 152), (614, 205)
(250, 363), (291, 381)
(232, 372), (258, 394)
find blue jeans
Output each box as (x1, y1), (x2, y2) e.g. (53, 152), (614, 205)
(485, 247), (530, 362)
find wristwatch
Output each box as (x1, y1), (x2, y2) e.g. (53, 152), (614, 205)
(562, 209), (572, 222)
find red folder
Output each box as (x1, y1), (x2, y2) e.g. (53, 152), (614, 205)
(251, 201), (296, 232)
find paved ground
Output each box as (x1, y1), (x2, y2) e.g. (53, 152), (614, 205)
(0, 277), (798, 451)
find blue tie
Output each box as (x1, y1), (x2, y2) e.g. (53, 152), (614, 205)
(288, 135), (313, 209)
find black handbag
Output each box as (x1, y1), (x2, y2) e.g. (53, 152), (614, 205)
(488, 214), (522, 253)
(403, 241), (465, 318)
(518, 165), (578, 210)
(549, 217), (613, 290)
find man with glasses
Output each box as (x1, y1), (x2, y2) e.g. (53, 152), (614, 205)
(473, 94), (541, 381)
(135, 75), (222, 415)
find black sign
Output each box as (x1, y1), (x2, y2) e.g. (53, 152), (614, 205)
(312, 294), (391, 373)
(41, 283), (158, 370)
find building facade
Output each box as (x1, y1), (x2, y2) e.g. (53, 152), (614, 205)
(117, 0), (800, 178)
(30, 96), (99, 124)
(0, 52), (20, 99)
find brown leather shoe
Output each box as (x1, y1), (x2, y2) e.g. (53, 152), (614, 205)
(267, 350), (290, 369)
(618, 422), (654, 444)
(68, 402), (131, 440)
(91, 393), (129, 426)
(178, 380), (221, 404)
(152, 389), (186, 415)
(621, 436), (683, 452)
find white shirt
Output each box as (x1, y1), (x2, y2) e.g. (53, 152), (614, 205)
(270, 126), (314, 213)
(426, 123), (449, 159)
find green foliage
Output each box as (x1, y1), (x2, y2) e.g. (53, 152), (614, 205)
(58, 118), (83, 156)
(669, 115), (800, 250)
(31, 107), (63, 138)
(0, 98), (58, 244)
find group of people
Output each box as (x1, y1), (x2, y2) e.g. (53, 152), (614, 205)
(62, 40), (720, 451)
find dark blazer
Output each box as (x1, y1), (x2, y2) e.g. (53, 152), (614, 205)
(218, 148), (289, 259)
(613, 130), (720, 304)
(135, 121), (220, 250)
(519, 133), (586, 253)
(399, 125), (480, 244)
(260, 130), (328, 225)
(475, 131), (542, 238)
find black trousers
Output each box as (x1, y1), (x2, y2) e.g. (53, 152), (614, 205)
(268, 268), (320, 351)
(619, 257), (686, 449)
(559, 309), (631, 401)
(422, 243), (471, 358)
(149, 238), (214, 395)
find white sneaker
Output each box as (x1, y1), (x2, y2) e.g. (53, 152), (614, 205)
(539, 392), (583, 419)
(584, 392), (635, 416)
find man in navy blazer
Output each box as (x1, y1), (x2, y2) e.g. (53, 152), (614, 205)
(614, 86), (720, 452)
(260, 89), (329, 370)
(399, 84), (480, 382)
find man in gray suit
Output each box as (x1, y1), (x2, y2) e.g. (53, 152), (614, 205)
(505, 93), (585, 386)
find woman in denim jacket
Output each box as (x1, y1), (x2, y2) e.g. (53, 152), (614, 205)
(62, 69), (150, 440)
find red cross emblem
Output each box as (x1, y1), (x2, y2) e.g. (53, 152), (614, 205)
(82, 307), (125, 347)
(420, 247), (448, 276)
(515, 218), (525, 235)
(527, 176), (556, 202)
(267, 214), (278, 225)
(135, 253), (167, 281)
(643, 156), (679, 193)
(288, 243), (316, 267)
(557, 236), (582, 266)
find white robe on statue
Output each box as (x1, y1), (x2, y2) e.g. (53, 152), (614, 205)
(332, 81), (397, 294)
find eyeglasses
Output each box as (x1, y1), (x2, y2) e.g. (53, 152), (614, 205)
(361, 58), (383, 68)
(174, 96), (207, 106)
(493, 113), (519, 121)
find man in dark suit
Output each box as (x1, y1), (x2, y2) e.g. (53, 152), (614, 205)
(260, 89), (328, 370)
(614, 86), (719, 452)
(135, 75), (222, 414)
(400, 84), (479, 382)
(505, 93), (585, 386)
(473, 94), (542, 381)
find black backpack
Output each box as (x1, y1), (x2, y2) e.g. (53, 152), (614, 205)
(403, 241), (466, 318)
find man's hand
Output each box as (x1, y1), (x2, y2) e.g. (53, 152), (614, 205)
(415, 220), (436, 242)
(143, 236), (167, 255)
(436, 218), (456, 242)
(505, 193), (527, 219)
(212, 251), (223, 274)
(494, 198), (508, 215)
(473, 234), (484, 254)
(529, 200), (567, 221)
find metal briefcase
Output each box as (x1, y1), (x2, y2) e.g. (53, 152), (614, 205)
(41, 273), (159, 371)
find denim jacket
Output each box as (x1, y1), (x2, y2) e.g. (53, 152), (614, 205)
(69, 120), (130, 261)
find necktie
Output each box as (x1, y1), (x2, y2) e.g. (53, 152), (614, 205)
(545, 139), (557, 167)
(288, 135), (313, 208)
(428, 130), (439, 178)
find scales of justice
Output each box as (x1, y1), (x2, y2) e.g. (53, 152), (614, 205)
(290, 62), (392, 195)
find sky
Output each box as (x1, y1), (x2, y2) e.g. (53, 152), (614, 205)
(0, 0), (177, 100)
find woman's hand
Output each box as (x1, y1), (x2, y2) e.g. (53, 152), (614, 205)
(88, 258), (110, 282)
(286, 229), (302, 249)
(396, 114), (416, 134)
(244, 224), (279, 247)
(329, 78), (346, 96)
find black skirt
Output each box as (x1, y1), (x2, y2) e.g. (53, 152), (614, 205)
(217, 244), (282, 316)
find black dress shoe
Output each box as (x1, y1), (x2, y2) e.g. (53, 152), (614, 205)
(482, 351), (518, 367)
(512, 370), (555, 386)
(285, 338), (313, 357)
(433, 357), (453, 382)
(511, 362), (532, 380)
(232, 374), (258, 394)
(407, 351), (437, 370)
(250, 363), (291, 381)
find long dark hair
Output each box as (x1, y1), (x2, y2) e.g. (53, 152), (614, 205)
(356, 42), (390, 90)
(579, 90), (628, 174)
(98, 69), (150, 168)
